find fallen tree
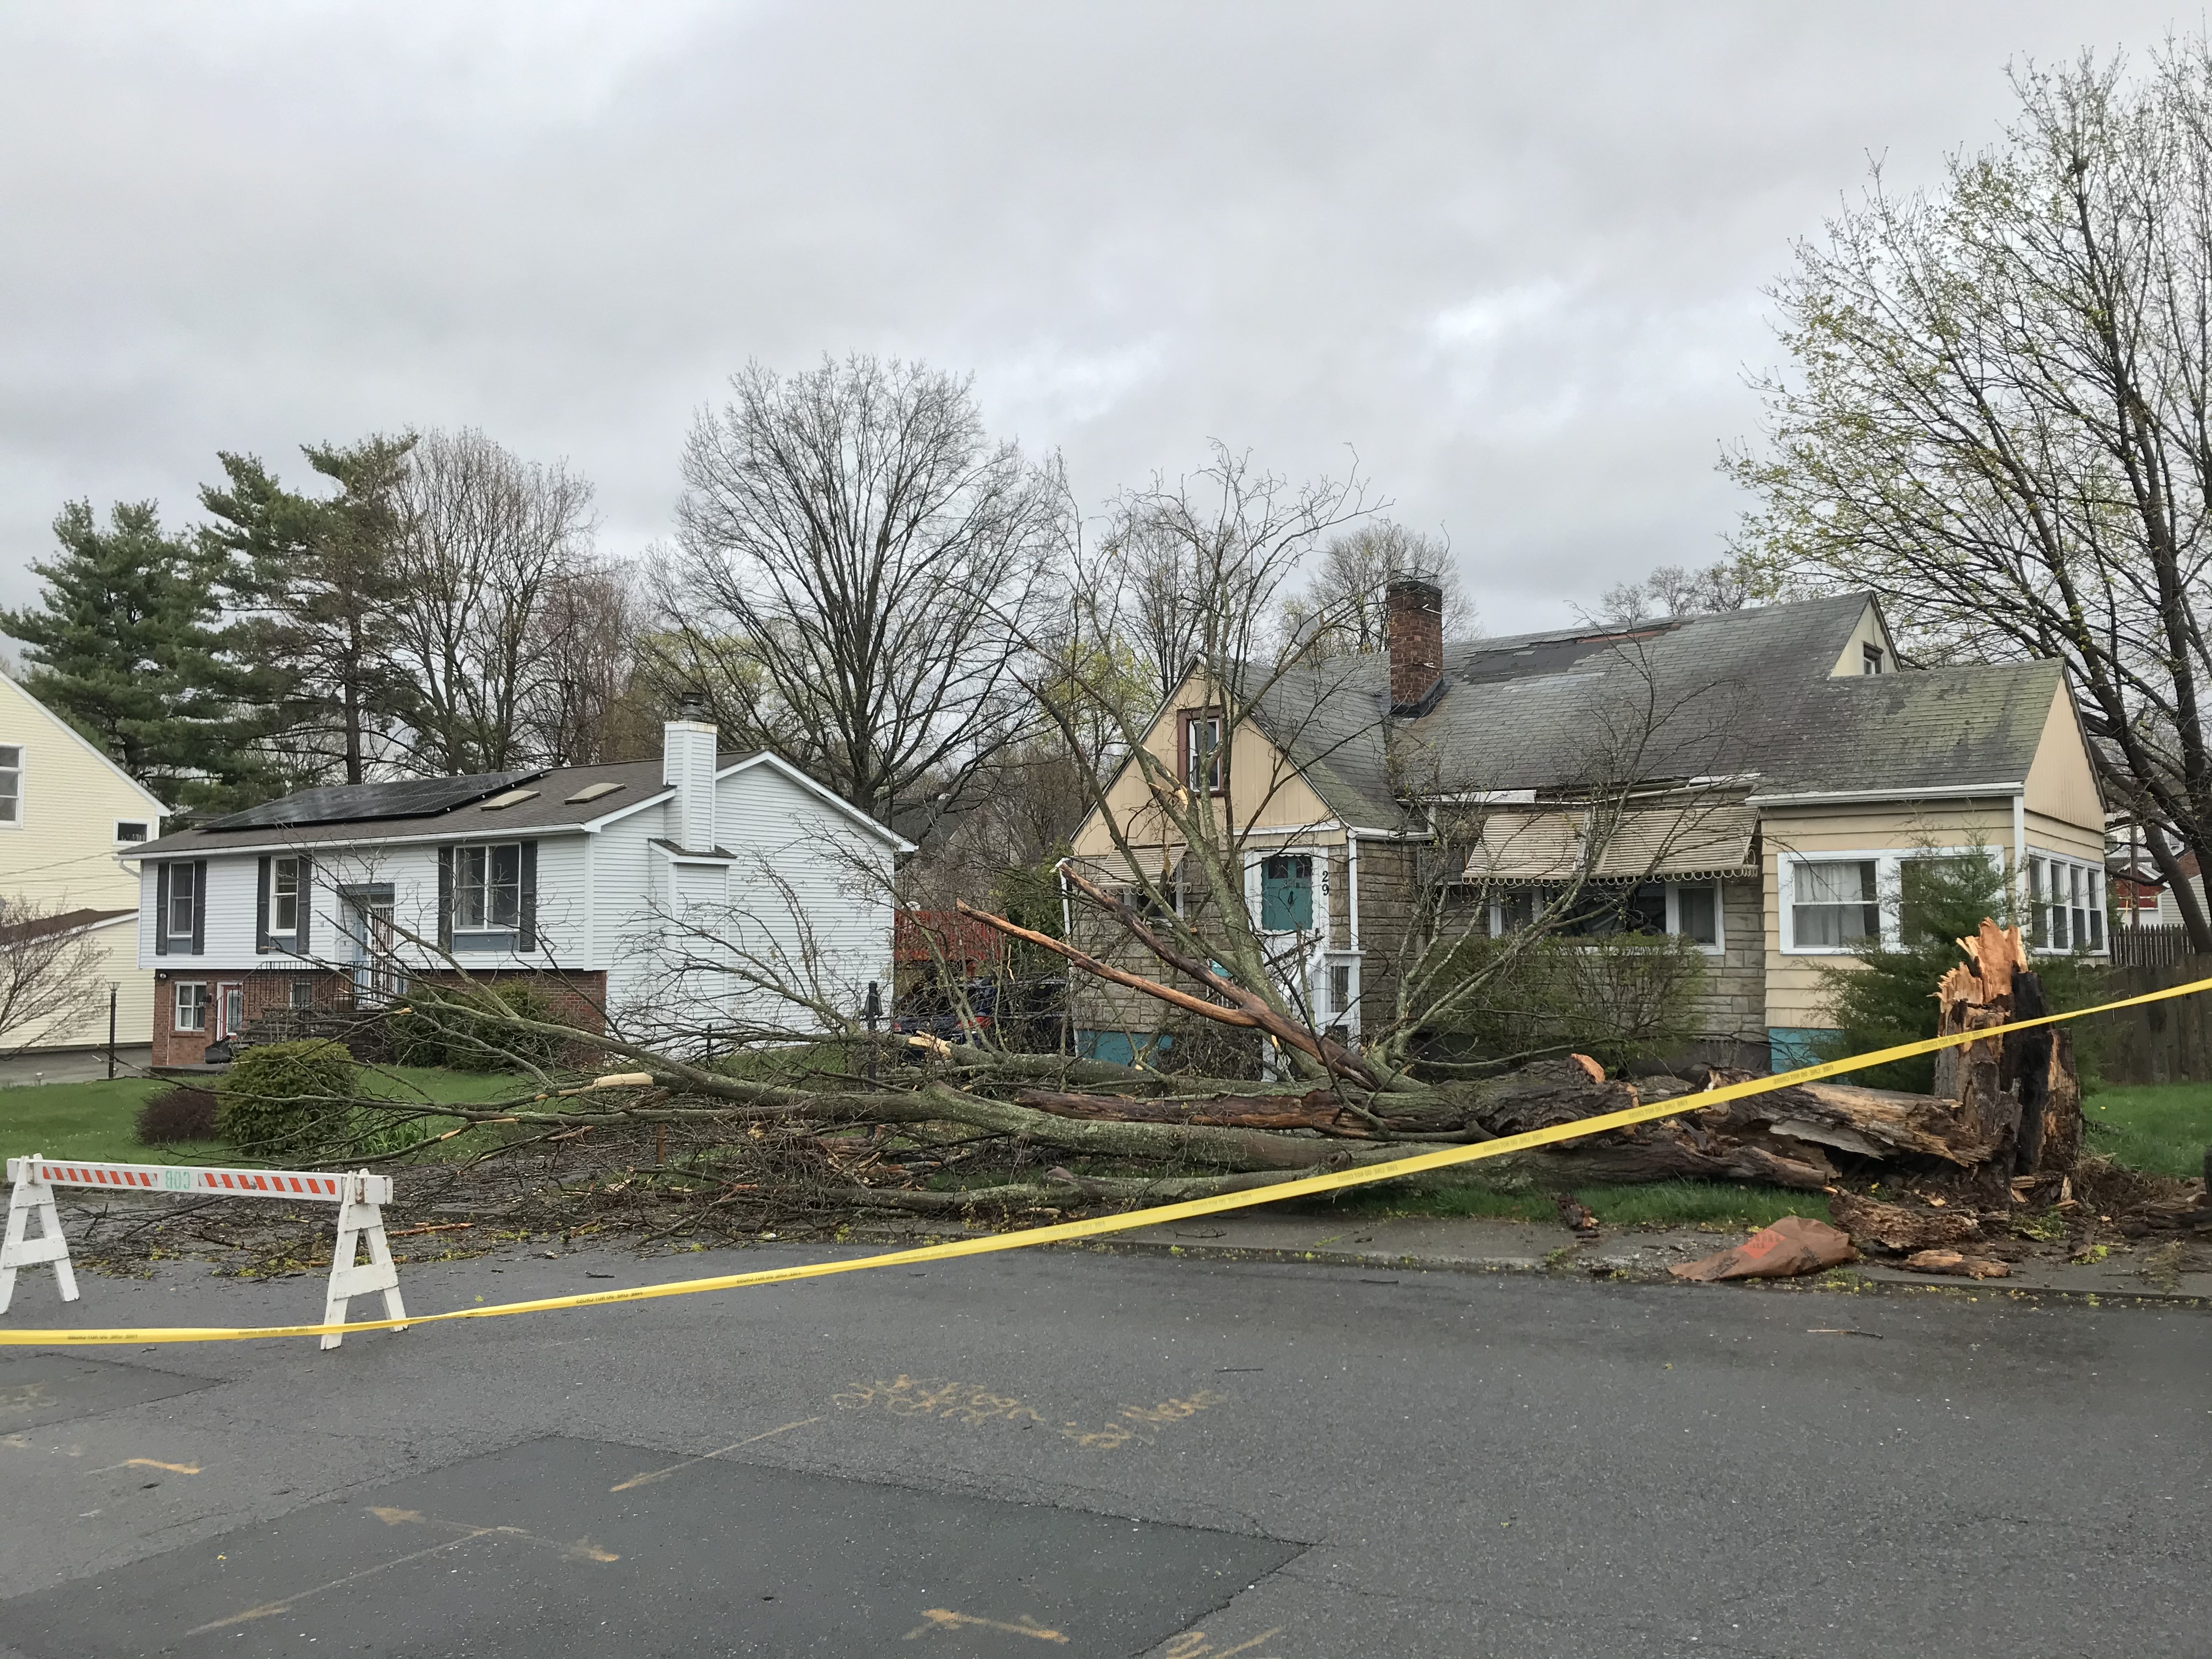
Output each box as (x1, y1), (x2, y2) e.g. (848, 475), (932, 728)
(252, 905), (2091, 1242)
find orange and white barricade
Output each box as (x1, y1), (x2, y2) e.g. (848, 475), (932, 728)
(1, 1155), (406, 1350)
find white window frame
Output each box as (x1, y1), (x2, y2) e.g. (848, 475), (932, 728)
(166, 862), (199, 941)
(1664, 879), (1726, 955)
(0, 743), (22, 829)
(2024, 851), (2108, 956)
(115, 819), (149, 845)
(1244, 845), (1326, 939)
(453, 843), (523, 935)
(174, 980), (207, 1032)
(1487, 878), (1727, 955)
(269, 855), (301, 937)
(1780, 847), (2000, 955)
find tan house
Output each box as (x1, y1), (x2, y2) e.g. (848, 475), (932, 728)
(1065, 585), (2108, 1070)
(0, 668), (168, 1052)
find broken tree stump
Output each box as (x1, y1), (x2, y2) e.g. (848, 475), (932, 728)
(1932, 919), (2082, 1177)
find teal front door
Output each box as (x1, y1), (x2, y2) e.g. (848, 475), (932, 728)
(1259, 854), (1314, 932)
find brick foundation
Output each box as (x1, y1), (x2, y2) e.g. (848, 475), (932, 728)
(151, 967), (610, 1068)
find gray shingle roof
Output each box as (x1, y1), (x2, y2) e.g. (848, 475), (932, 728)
(131, 755), (688, 856)
(1243, 594), (2067, 814)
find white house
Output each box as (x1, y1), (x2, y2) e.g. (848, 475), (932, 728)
(0, 667), (167, 1053)
(124, 710), (907, 1066)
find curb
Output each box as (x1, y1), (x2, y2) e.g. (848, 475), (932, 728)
(1067, 1234), (2212, 1310)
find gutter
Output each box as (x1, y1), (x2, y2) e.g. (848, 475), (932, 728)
(1745, 783), (2024, 806)
(122, 821), (599, 863)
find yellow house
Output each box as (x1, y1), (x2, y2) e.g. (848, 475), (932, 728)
(1066, 586), (2108, 1070)
(0, 667), (167, 1053)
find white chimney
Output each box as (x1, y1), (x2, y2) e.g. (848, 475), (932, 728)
(663, 692), (719, 852)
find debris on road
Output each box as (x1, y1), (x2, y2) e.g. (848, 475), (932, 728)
(1899, 1249), (2011, 1279)
(1668, 1216), (1856, 1282)
(1829, 1192), (1982, 1252)
(1554, 1192), (1599, 1234)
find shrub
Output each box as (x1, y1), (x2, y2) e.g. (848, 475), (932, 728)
(385, 1004), (455, 1068)
(435, 982), (567, 1073)
(134, 1085), (219, 1144)
(216, 1039), (359, 1156)
(1417, 929), (1709, 1073)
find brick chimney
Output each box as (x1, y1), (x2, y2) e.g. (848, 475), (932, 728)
(1385, 574), (1444, 713)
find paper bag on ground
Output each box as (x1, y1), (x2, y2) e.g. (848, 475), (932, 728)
(1669, 1216), (1857, 1282)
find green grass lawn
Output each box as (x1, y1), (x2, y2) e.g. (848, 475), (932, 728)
(2083, 1081), (2210, 1178)
(0, 1065), (535, 1167)
(0, 1078), (167, 1165)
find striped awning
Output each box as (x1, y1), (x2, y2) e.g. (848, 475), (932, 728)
(1464, 804), (1757, 882)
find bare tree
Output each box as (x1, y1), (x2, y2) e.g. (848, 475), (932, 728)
(669, 355), (1063, 821)
(1283, 521), (1476, 657)
(1598, 557), (1759, 627)
(1726, 42), (2212, 948)
(0, 901), (110, 1056)
(520, 559), (641, 765)
(387, 428), (599, 776)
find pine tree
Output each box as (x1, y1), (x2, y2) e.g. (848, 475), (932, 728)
(0, 500), (262, 809)
(201, 435), (414, 787)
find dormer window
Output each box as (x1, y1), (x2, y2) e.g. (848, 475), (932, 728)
(1861, 644), (1885, 675)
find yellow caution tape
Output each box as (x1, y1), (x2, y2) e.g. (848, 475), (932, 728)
(6, 971), (2204, 1346)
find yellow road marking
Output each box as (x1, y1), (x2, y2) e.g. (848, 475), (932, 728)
(1162, 1630), (1285, 1659)
(610, 1415), (822, 1492)
(94, 1457), (200, 1475)
(904, 1607), (1069, 1643)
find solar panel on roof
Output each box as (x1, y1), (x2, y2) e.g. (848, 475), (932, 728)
(198, 771), (539, 832)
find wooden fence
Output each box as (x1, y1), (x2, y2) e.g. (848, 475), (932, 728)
(2092, 954), (2212, 1085)
(2109, 924), (2192, 970)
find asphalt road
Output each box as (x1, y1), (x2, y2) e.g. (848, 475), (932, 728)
(0, 1239), (2205, 1658)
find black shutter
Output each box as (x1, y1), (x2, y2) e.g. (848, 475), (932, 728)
(437, 848), (454, 953)
(518, 841), (538, 953)
(189, 860), (206, 955)
(296, 854), (313, 955)
(256, 856), (271, 955)
(154, 864), (170, 957)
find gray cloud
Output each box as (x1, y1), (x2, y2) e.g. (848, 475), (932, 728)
(0, 1), (2184, 631)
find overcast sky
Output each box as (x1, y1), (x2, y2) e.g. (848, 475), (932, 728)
(0, 2), (2188, 634)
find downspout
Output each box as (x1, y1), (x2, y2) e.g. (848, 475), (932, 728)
(2011, 791), (2027, 925)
